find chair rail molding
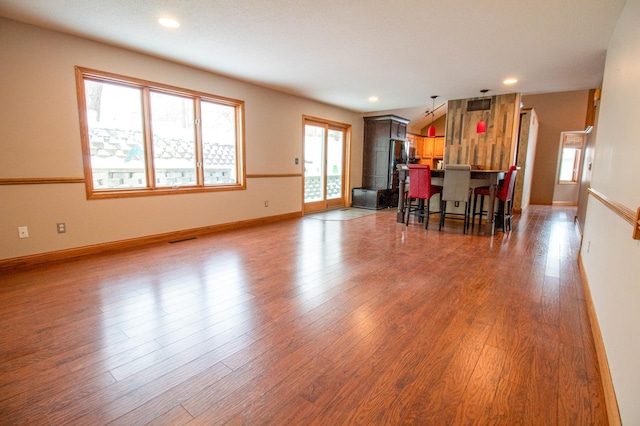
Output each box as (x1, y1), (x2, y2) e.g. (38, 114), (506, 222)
(587, 187), (640, 240)
(0, 177), (85, 185)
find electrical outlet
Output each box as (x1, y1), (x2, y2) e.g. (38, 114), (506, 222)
(264, 200), (269, 207)
(57, 222), (66, 234)
(295, 158), (299, 165)
(454, 201), (460, 207)
(18, 226), (29, 238)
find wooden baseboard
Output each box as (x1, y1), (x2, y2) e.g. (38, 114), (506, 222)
(577, 253), (621, 425)
(0, 212), (302, 271)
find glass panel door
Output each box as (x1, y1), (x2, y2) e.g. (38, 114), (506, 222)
(326, 129), (343, 201)
(303, 120), (347, 212)
(304, 124), (325, 204)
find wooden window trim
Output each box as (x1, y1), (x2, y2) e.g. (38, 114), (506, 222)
(557, 132), (584, 185)
(75, 66), (246, 199)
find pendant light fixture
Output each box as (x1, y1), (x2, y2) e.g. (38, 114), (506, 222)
(427, 95), (438, 137)
(476, 89), (489, 134)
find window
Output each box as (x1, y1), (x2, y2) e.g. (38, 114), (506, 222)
(558, 133), (585, 184)
(76, 67), (244, 198)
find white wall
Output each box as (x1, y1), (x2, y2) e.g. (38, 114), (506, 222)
(0, 18), (364, 260)
(580, 0), (640, 422)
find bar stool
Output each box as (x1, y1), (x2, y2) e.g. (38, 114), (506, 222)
(472, 186), (491, 229)
(472, 165), (518, 232)
(439, 164), (472, 233)
(405, 164), (442, 229)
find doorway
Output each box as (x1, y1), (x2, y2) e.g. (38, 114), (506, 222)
(553, 131), (586, 205)
(303, 117), (350, 213)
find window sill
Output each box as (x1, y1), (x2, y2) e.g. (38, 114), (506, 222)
(86, 184), (245, 199)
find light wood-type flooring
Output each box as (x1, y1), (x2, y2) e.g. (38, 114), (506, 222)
(0, 205), (607, 424)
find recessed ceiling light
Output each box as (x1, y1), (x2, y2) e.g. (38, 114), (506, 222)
(159, 18), (180, 28)
(368, 96), (379, 102)
(503, 78), (518, 85)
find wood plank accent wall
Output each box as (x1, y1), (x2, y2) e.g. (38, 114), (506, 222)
(445, 93), (521, 170)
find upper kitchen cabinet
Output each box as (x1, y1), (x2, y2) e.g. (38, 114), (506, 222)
(420, 136), (444, 170)
(422, 137), (433, 159)
(406, 133), (424, 159)
(445, 93), (521, 170)
(433, 136), (444, 158)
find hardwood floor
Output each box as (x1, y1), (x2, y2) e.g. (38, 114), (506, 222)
(0, 205), (608, 424)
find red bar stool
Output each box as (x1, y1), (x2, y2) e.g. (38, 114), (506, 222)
(472, 186), (491, 229)
(405, 164), (442, 229)
(472, 165), (518, 232)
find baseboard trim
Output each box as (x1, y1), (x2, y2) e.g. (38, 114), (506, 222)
(577, 253), (621, 425)
(1, 211), (302, 271)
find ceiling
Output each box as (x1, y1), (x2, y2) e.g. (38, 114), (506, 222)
(0, 0), (627, 130)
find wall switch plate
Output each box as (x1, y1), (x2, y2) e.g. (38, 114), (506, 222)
(57, 222), (66, 233)
(18, 226), (29, 238)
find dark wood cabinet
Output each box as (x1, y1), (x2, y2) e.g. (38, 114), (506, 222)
(390, 119), (407, 140)
(362, 115), (409, 190)
(351, 188), (389, 210)
(354, 115), (409, 209)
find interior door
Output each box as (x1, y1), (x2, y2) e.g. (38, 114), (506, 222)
(303, 119), (347, 213)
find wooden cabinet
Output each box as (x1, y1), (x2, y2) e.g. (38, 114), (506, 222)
(390, 119), (407, 139)
(419, 136), (445, 168)
(433, 136), (445, 158)
(422, 138), (434, 158)
(406, 133), (416, 156)
(406, 133), (423, 158)
(351, 188), (389, 210)
(406, 134), (416, 145)
(362, 115), (408, 190)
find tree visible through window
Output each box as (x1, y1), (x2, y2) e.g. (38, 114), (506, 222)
(76, 67), (244, 198)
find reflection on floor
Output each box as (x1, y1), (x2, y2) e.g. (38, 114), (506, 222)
(0, 206), (607, 424)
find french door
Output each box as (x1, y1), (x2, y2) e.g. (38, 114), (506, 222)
(303, 118), (349, 213)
